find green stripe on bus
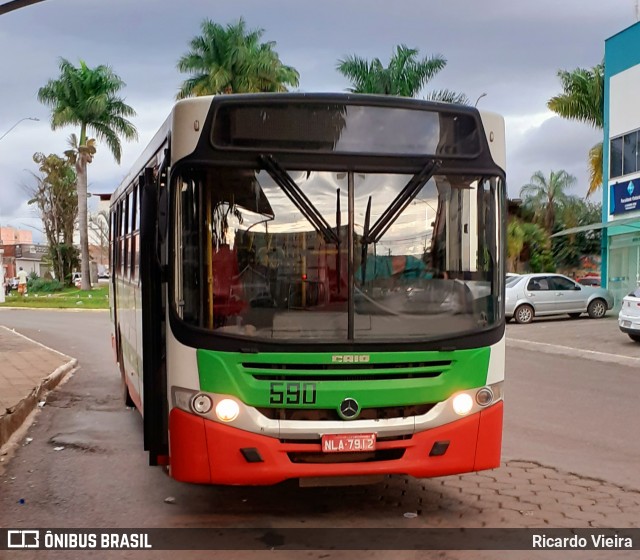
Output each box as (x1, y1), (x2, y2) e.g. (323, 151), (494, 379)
(196, 348), (490, 408)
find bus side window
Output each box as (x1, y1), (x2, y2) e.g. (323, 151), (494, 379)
(109, 210), (115, 275)
(119, 201), (125, 277)
(130, 186), (138, 282)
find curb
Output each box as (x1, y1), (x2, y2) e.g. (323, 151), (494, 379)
(0, 356), (77, 450)
(507, 338), (640, 368)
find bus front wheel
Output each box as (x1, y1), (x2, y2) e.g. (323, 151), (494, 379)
(122, 373), (135, 408)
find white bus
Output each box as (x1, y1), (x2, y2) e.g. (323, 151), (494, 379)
(109, 93), (506, 485)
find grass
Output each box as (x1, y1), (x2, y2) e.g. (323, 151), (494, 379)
(0, 285), (109, 309)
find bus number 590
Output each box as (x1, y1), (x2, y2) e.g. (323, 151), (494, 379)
(269, 382), (317, 405)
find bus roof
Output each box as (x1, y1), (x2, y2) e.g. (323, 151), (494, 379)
(112, 93), (504, 202)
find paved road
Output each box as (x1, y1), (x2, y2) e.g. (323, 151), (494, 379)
(503, 346), (640, 489)
(507, 315), (640, 366)
(1, 310), (639, 559)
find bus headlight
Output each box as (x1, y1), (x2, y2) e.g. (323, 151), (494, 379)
(215, 399), (239, 422)
(191, 394), (213, 414)
(476, 387), (494, 406)
(452, 393), (474, 416)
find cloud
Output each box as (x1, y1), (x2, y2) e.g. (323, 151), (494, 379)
(508, 116), (602, 198)
(0, 0), (633, 237)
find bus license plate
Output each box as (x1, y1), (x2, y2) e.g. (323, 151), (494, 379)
(322, 433), (376, 453)
(622, 320), (631, 328)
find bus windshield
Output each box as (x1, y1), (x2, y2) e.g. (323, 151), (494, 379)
(173, 164), (502, 342)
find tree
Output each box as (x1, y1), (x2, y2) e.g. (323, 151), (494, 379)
(547, 63), (604, 197)
(337, 44), (468, 102)
(507, 219), (554, 273)
(506, 220), (525, 272)
(520, 170), (576, 234)
(552, 198), (602, 268)
(27, 152), (78, 284)
(177, 17), (299, 99)
(521, 222), (555, 272)
(38, 59), (137, 290)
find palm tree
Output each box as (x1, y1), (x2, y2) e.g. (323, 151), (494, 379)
(520, 222), (555, 272)
(337, 44), (468, 103)
(38, 59), (137, 290)
(520, 170), (576, 234)
(177, 17), (299, 99)
(506, 220), (526, 272)
(547, 63), (604, 197)
(552, 197), (602, 268)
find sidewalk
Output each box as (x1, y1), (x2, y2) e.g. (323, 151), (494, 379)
(0, 326), (77, 449)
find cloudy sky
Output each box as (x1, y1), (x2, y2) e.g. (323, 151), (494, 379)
(0, 0), (635, 241)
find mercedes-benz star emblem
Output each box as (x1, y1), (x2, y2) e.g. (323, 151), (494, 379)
(338, 398), (360, 420)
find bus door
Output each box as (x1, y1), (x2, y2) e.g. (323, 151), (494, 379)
(140, 164), (168, 464)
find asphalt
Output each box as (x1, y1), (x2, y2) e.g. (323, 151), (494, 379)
(1, 310), (640, 533)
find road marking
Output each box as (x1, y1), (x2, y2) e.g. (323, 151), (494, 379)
(507, 337), (640, 368)
(0, 325), (73, 359)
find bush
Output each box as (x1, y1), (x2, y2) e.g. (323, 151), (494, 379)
(27, 278), (64, 293)
(529, 249), (555, 273)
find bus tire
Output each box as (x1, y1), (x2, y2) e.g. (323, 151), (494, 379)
(629, 334), (640, 343)
(122, 373), (135, 408)
(587, 299), (607, 319)
(514, 304), (534, 324)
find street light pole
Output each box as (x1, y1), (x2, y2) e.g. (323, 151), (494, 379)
(0, 117), (39, 141)
(474, 93), (487, 107)
(0, 0), (47, 16)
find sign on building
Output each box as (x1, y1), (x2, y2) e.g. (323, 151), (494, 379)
(611, 179), (640, 214)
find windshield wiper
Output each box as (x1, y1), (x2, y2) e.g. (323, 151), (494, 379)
(260, 155), (340, 245)
(365, 159), (441, 244)
(361, 196), (372, 284)
(359, 160), (440, 285)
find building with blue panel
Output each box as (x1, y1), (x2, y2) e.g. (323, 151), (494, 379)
(603, 22), (640, 307)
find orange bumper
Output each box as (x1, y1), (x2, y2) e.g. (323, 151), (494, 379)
(168, 402), (503, 485)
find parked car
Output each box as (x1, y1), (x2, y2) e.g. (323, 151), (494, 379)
(618, 287), (640, 342)
(505, 273), (614, 324)
(506, 274), (521, 287)
(404, 280), (473, 314)
(576, 275), (601, 287)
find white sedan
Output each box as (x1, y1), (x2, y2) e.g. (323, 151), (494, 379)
(618, 287), (640, 343)
(505, 273), (614, 324)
